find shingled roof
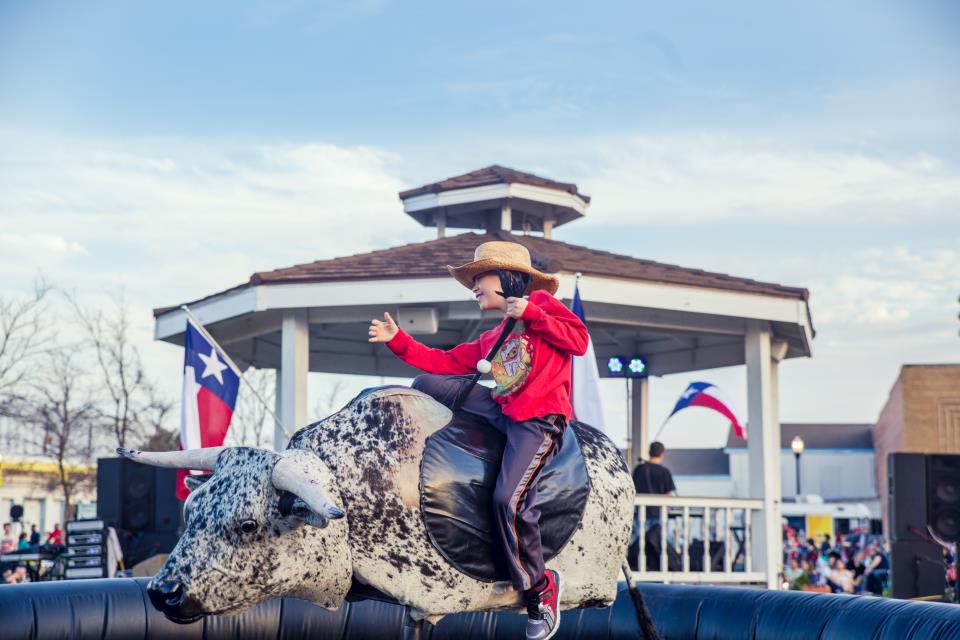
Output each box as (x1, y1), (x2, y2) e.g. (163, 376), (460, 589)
(398, 165), (590, 203)
(153, 230), (810, 316)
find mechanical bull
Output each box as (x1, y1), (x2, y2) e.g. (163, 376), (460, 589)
(119, 386), (657, 636)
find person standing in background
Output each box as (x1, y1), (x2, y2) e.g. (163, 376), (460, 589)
(28, 525), (40, 549)
(629, 441), (677, 571)
(45, 523), (63, 545)
(0, 523), (13, 553)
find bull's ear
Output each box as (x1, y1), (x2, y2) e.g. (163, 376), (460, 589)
(184, 473), (212, 491)
(271, 449), (346, 529)
(279, 492), (344, 528)
(292, 497), (344, 528)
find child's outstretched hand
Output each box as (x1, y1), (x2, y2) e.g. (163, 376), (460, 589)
(505, 296), (528, 319)
(368, 312), (399, 342)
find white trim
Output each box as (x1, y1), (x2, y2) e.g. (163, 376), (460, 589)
(557, 273), (810, 330)
(155, 286), (257, 340)
(154, 274), (813, 359)
(634, 495), (763, 510)
(401, 183), (588, 215)
(155, 278), (465, 340)
(259, 278), (465, 310)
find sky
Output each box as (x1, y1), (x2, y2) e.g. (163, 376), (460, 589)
(1, 0), (958, 449)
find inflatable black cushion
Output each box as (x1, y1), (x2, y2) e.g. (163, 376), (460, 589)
(419, 415), (591, 581)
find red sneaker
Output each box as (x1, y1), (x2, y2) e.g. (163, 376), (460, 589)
(525, 569), (563, 640)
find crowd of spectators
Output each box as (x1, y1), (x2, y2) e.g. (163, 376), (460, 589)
(783, 525), (890, 595)
(1, 521), (64, 584)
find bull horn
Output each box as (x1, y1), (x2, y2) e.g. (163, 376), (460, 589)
(116, 446), (226, 471)
(271, 449), (345, 520)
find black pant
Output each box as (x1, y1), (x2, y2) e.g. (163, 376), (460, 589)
(412, 374), (563, 592)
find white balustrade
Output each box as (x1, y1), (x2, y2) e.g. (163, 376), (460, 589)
(631, 495), (768, 585)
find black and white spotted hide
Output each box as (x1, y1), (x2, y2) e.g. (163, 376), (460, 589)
(287, 387), (635, 621)
(135, 387), (633, 623)
(150, 447), (352, 617)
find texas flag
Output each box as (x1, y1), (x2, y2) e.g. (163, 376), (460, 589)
(667, 381), (746, 440)
(570, 284), (605, 431)
(176, 320), (240, 499)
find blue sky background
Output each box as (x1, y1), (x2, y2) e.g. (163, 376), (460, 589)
(1, 0), (958, 448)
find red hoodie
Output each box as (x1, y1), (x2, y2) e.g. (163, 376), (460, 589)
(387, 290), (589, 422)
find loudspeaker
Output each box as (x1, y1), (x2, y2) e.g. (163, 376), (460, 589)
(96, 458), (123, 528)
(121, 460), (155, 531)
(887, 453), (960, 600)
(926, 455), (960, 542)
(97, 457), (182, 568)
(97, 458), (182, 534)
(891, 540), (944, 600)
(889, 453), (960, 543)
(153, 467), (181, 533)
(888, 453), (928, 542)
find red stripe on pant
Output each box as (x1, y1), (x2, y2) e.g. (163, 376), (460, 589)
(507, 434), (554, 589)
(409, 373), (563, 592)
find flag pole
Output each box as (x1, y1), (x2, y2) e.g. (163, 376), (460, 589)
(180, 305), (293, 440)
(651, 416), (671, 442)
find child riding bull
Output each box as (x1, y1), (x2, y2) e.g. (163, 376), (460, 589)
(369, 240), (588, 640)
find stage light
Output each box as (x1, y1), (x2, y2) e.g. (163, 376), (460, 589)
(607, 357), (624, 374)
(606, 355), (647, 377)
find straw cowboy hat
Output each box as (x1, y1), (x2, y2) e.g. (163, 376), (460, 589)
(447, 241), (559, 295)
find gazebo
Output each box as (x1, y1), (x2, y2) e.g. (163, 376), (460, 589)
(153, 165), (814, 588)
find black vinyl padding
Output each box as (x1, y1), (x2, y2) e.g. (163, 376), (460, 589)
(3, 578), (960, 639)
(420, 417), (591, 582)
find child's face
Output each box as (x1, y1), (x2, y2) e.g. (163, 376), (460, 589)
(472, 272), (507, 312)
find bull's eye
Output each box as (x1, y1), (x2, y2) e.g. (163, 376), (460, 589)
(239, 519), (259, 534)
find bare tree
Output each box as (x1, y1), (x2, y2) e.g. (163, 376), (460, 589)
(22, 349), (98, 521)
(311, 377), (347, 422)
(137, 381), (178, 451)
(229, 368), (274, 447)
(67, 290), (163, 449)
(0, 279), (53, 410)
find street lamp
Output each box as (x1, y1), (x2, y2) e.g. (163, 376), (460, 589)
(791, 436), (805, 497)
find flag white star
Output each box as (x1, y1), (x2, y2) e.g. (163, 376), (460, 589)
(197, 347), (228, 385)
(682, 386), (699, 399)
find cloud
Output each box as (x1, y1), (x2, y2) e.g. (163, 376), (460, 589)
(0, 131), (430, 409)
(803, 246), (959, 333)
(0, 233), (87, 254)
(0, 133), (420, 302)
(2, 129), (956, 442)
(569, 135), (960, 225)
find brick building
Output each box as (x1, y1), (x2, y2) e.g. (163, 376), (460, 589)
(874, 364), (960, 533)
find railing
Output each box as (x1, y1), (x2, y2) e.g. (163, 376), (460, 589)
(632, 495), (767, 584)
